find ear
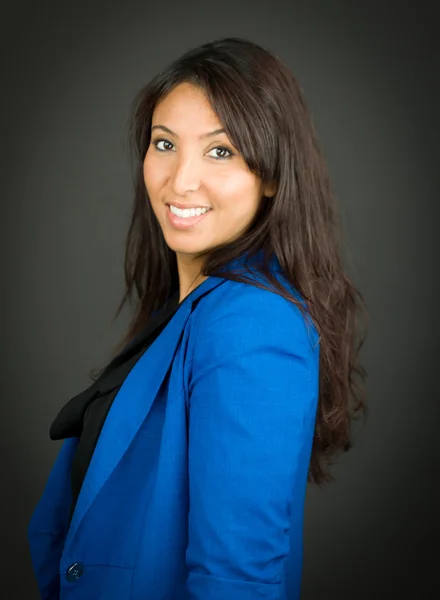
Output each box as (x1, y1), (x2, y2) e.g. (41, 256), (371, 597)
(263, 181), (277, 198)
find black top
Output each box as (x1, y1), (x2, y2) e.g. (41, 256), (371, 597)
(50, 291), (181, 520)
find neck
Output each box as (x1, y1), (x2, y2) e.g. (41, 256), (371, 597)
(176, 253), (208, 303)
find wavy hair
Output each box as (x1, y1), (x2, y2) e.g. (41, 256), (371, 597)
(94, 37), (368, 485)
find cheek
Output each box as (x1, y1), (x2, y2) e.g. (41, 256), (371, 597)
(143, 156), (160, 198)
(143, 153), (152, 181)
(213, 171), (261, 210)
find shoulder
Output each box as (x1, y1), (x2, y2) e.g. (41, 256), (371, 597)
(194, 275), (318, 339)
(189, 276), (320, 369)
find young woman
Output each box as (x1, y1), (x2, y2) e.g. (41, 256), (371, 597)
(28, 37), (367, 600)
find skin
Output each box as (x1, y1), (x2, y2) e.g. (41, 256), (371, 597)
(143, 82), (275, 302)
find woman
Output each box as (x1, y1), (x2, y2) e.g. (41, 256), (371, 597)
(28, 37), (367, 600)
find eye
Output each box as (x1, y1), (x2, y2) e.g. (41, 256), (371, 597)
(152, 138), (175, 152)
(206, 146), (234, 160)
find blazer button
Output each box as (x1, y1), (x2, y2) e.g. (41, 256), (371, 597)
(66, 562), (84, 582)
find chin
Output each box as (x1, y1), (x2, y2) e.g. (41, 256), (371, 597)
(163, 230), (215, 255)
(165, 240), (210, 256)
(172, 246), (209, 257)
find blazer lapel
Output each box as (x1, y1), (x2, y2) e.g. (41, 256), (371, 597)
(64, 275), (226, 547)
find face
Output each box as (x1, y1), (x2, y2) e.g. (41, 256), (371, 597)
(143, 82), (274, 267)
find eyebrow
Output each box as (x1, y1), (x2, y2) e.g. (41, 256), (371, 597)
(151, 124), (226, 139)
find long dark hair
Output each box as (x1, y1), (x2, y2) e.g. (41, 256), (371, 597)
(94, 37), (368, 485)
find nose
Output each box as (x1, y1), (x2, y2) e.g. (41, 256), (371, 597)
(171, 154), (201, 196)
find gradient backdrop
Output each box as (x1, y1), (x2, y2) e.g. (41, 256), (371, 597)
(1, 0), (438, 597)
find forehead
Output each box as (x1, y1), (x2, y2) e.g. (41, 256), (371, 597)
(152, 83), (222, 130)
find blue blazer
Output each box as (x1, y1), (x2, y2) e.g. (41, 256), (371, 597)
(28, 255), (320, 600)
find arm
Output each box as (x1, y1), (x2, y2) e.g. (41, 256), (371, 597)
(185, 285), (319, 600)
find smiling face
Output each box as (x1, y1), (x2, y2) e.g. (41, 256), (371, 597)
(143, 82), (274, 272)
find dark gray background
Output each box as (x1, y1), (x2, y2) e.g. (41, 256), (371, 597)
(1, 0), (438, 598)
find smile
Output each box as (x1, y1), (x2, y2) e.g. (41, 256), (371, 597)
(169, 204), (211, 218)
(166, 204), (212, 230)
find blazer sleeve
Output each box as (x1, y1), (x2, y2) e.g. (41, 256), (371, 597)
(185, 284), (320, 600)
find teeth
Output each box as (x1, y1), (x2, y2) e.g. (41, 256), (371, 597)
(169, 205), (210, 218)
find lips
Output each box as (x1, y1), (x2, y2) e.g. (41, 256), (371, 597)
(166, 203), (212, 230)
